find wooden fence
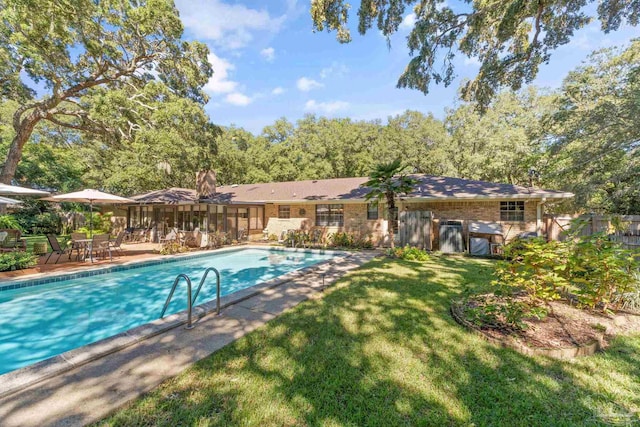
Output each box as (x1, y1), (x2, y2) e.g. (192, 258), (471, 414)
(544, 214), (640, 250)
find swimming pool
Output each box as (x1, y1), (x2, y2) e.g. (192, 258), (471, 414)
(0, 247), (336, 375)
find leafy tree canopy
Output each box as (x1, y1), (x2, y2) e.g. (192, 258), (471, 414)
(310, 0), (639, 106)
(543, 40), (640, 213)
(0, 0), (211, 183)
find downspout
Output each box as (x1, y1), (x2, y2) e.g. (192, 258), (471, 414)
(536, 197), (547, 236)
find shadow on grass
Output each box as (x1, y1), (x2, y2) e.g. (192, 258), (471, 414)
(101, 255), (640, 426)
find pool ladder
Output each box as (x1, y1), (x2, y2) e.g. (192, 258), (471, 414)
(160, 267), (221, 330)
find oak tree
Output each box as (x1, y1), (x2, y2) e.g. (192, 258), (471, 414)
(311, 0), (639, 106)
(0, 0), (211, 183)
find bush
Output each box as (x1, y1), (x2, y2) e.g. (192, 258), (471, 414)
(491, 232), (640, 326)
(0, 252), (38, 272)
(30, 212), (62, 235)
(389, 245), (429, 261)
(462, 294), (544, 331)
(567, 233), (639, 311)
(159, 242), (188, 255)
(496, 238), (569, 303)
(328, 232), (374, 249)
(12, 199), (61, 235)
(75, 213), (111, 236)
(0, 215), (22, 231)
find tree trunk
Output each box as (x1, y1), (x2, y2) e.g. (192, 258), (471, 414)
(0, 113), (40, 184)
(387, 192), (396, 249)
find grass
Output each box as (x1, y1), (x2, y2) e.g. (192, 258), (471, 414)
(98, 255), (640, 426)
(22, 234), (69, 253)
(22, 234), (48, 252)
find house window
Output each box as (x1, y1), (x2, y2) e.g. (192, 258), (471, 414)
(316, 204), (344, 226)
(278, 205), (290, 219)
(500, 201), (525, 222)
(367, 203), (378, 220)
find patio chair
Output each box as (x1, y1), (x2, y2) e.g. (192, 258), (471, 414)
(88, 233), (111, 261)
(0, 229), (27, 252)
(70, 232), (88, 260)
(159, 228), (178, 247)
(184, 228), (201, 248)
(45, 234), (71, 264)
(131, 228), (149, 243)
(108, 230), (126, 257)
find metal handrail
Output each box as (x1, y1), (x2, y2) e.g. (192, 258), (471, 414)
(160, 273), (195, 330)
(191, 267), (221, 316)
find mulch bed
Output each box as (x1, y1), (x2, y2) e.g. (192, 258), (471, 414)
(452, 295), (640, 358)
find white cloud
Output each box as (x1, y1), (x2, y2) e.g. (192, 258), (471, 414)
(225, 92), (252, 106)
(463, 56), (481, 67)
(204, 53), (239, 94)
(296, 77), (324, 92)
(400, 13), (416, 30)
(271, 86), (285, 95)
(203, 52), (254, 106)
(304, 99), (349, 114)
(175, 0), (285, 50)
(320, 62), (349, 79)
(260, 47), (275, 61)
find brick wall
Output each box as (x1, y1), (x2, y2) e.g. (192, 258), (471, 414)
(264, 200), (540, 248)
(265, 202), (385, 244)
(403, 200), (539, 248)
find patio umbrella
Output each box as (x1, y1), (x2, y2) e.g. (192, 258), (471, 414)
(0, 183), (50, 196)
(42, 189), (133, 235)
(0, 196), (23, 206)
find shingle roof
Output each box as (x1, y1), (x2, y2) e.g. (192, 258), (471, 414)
(207, 175), (572, 203)
(130, 187), (196, 204)
(130, 175), (573, 205)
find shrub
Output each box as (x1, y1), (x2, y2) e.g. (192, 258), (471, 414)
(389, 245), (429, 261)
(0, 215), (22, 231)
(159, 242), (188, 255)
(496, 238), (569, 303)
(567, 233), (639, 311)
(284, 230), (309, 247)
(328, 232), (374, 249)
(30, 212), (62, 235)
(462, 294), (541, 331)
(0, 252), (38, 272)
(492, 232), (640, 326)
(12, 199), (61, 235)
(330, 232), (354, 248)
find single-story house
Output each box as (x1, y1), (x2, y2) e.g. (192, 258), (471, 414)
(125, 172), (573, 252)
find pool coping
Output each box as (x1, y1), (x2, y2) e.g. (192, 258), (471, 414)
(0, 246), (352, 399)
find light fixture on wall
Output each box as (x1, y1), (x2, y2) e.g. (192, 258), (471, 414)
(299, 208), (306, 215)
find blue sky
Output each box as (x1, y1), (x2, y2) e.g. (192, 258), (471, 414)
(174, 0), (637, 135)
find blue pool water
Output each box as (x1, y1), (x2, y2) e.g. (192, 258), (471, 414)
(0, 248), (335, 375)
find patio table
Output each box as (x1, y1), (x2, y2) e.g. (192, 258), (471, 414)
(72, 238), (93, 262)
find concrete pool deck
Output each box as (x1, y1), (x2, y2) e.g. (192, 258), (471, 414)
(0, 250), (379, 427)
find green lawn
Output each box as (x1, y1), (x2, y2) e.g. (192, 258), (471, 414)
(22, 234), (49, 252)
(22, 234), (70, 253)
(98, 255), (640, 426)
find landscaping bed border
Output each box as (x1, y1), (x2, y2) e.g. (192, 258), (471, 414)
(450, 299), (604, 359)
